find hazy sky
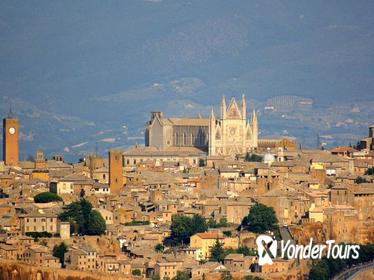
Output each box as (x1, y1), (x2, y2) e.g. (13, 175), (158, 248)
(1, 1), (374, 159)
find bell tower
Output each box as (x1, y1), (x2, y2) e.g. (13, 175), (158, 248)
(3, 113), (19, 166)
(109, 150), (124, 194)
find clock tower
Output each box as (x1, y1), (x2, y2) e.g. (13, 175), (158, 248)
(3, 115), (19, 166)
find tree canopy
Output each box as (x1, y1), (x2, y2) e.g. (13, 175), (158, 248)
(245, 153), (263, 162)
(242, 203), (278, 233)
(210, 239), (226, 262)
(58, 199), (106, 236)
(354, 176), (368, 184)
(34, 192), (63, 203)
(309, 244), (374, 280)
(166, 214), (208, 246)
(53, 242), (68, 267)
(132, 269), (141, 276)
(208, 217), (229, 228)
(173, 271), (190, 280)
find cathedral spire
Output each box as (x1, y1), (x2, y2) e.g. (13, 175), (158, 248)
(241, 94), (246, 120)
(210, 108), (216, 122)
(221, 95), (226, 119)
(252, 109), (258, 148)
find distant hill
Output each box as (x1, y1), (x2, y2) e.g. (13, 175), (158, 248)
(1, 0), (373, 161)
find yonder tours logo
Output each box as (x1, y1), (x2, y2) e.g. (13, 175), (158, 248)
(256, 234), (360, 265)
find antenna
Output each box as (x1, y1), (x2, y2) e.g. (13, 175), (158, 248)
(8, 104), (14, 118)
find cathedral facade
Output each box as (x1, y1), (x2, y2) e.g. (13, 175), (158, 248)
(209, 95), (258, 156)
(145, 95), (258, 157)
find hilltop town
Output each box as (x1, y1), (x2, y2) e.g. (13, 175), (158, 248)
(0, 96), (373, 280)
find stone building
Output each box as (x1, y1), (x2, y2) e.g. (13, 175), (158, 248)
(19, 210), (59, 234)
(359, 124), (374, 152)
(145, 95), (258, 157)
(145, 112), (209, 150)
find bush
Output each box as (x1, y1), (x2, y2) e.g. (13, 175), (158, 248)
(124, 220), (150, 226)
(155, 243), (164, 252)
(208, 217), (229, 228)
(173, 271), (190, 280)
(242, 276), (264, 280)
(354, 176), (368, 184)
(223, 230), (232, 237)
(34, 192), (63, 203)
(26, 231), (53, 238)
(132, 269), (142, 276)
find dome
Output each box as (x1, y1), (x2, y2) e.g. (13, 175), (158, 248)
(263, 148), (275, 165)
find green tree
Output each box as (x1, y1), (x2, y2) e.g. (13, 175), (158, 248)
(169, 215), (194, 245)
(53, 242), (68, 267)
(208, 217), (229, 228)
(309, 259), (330, 280)
(220, 271), (233, 280)
(172, 271), (190, 280)
(132, 269), (142, 276)
(167, 214), (207, 245)
(59, 199), (106, 235)
(191, 214), (208, 234)
(207, 217), (218, 228)
(309, 244), (374, 279)
(242, 203), (278, 233)
(245, 153), (263, 162)
(152, 274), (161, 280)
(236, 246), (257, 256)
(242, 276), (264, 280)
(223, 230), (232, 237)
(87, 210), (106, 235)
(34, 192), (62, 203)
(354, 176), (368, 184)
(155, 243), (164, 252)
(210, 239), (226, 263)
(218, 217), (229, 227)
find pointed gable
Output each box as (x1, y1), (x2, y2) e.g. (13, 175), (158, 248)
(226, 98), (242, 119)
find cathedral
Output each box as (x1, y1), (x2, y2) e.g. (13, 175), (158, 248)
(209, 95), (258, 156)
(145, 95), (258, 157)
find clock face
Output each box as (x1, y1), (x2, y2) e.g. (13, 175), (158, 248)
(8, 127), (16, 135)
(229, 127), (236, 136)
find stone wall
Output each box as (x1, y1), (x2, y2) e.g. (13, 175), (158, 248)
(0, 259), (136, 280)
